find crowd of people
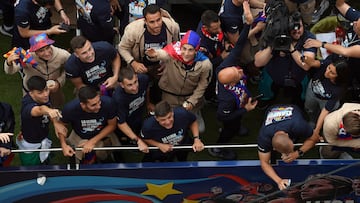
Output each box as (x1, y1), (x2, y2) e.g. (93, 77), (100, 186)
(0, 0), (360, 191)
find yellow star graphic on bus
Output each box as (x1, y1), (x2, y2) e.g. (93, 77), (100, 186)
(182, 198), (200, 203)
(142, 182), (182, 200)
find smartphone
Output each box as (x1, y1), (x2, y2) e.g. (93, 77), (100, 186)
(59, 22), (70, 32)
(251, 94), (264, 103)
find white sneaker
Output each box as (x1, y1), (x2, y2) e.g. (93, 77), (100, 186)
(312, 0), (330, 24)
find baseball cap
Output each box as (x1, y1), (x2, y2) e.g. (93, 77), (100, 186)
(29, 33), (55, 52)
(181, 30), (201, 50)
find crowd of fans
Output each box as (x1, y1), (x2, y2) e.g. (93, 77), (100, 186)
(0, 0), (360, 191)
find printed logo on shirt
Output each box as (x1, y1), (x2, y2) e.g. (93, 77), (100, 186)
(224, 78), (249, 108)
(76, 0), (93, 23)
(161, 129), (184, 145)
(80, 117), (104, 133)
(311, 79), (331, 99)
(85, 62), (107, 83)
(129, 91), (146, 115)
(265, 106), (294, 126)
(36, 7), (48, 24)
(41, 115), (50, 128)
(144, 42), (167, 51)
(129, 0), (146, 23)
(129, 0), (157, 22)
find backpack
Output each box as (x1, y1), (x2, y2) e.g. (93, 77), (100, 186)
(260, 0), (290, 49)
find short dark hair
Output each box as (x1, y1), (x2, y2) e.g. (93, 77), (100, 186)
(119, 66), (136, 82)
(201, 10), (220, 27)
(155, 101), (172, 117)
(70, 35), (88, 51)
(27, 76), (46, 91)
(343, 111), (360, 136)
(78, 86), (99, 103)
(143, 4), (161, 18)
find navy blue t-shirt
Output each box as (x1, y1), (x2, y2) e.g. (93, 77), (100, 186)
(65, 41), (117, 88)
(77, 0), (114, 43)
(257, 105), (313, 153)
(113, 74), (149, 132)
(140, 107), (196, 145)
(142, 24), (167, 67)
(61, 96), (116, 139)
(21, 94), (51, 143)
(13, 0), (52, 49)
(218, 0), (244, 33)
(310, 56), (345, 111)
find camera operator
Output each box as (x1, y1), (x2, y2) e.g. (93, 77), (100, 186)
(304, 0), (360, 101)
(254, 12), (317, 109)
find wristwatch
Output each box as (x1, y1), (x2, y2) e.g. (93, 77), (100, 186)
(321, 41), (327, 48)
(297, 149), (304, 157)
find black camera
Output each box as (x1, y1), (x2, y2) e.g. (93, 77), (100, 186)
(273, 35), (292, 51)
(289, 12), (302, 31)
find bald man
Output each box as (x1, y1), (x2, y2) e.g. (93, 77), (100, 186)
(257, 104), (318, 190)
(208, 1), (258, 160)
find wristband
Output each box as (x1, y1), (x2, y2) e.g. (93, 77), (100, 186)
(57, 8), (65, 14)
(297, 149), (304, 157)
(193, 135), (200, 140)
(129, 59), (135, 66)
(132, 137), (139, 142)
(321, 41), (327, 48)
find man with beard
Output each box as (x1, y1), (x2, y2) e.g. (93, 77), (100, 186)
(57, 86), (118, 164)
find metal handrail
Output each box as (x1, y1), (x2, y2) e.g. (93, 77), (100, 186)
(10, 142), (331, 153)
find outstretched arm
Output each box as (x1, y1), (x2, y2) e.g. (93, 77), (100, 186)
(336, 0), (350, 16)
(259, 151), (290, 190)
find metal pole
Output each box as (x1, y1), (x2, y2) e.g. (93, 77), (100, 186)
(10, 142), (330, 153)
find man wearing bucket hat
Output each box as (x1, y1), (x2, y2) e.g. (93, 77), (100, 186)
(4, 33), (70, 108)
(145, 30), (212, 134)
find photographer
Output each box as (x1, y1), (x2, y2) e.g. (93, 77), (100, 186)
(304, 0), (360, 101)
(254, 12), (317, 108)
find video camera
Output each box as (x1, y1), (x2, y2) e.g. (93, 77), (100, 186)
(271, 12), (302, 51)
(261, 0), (302, 51)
